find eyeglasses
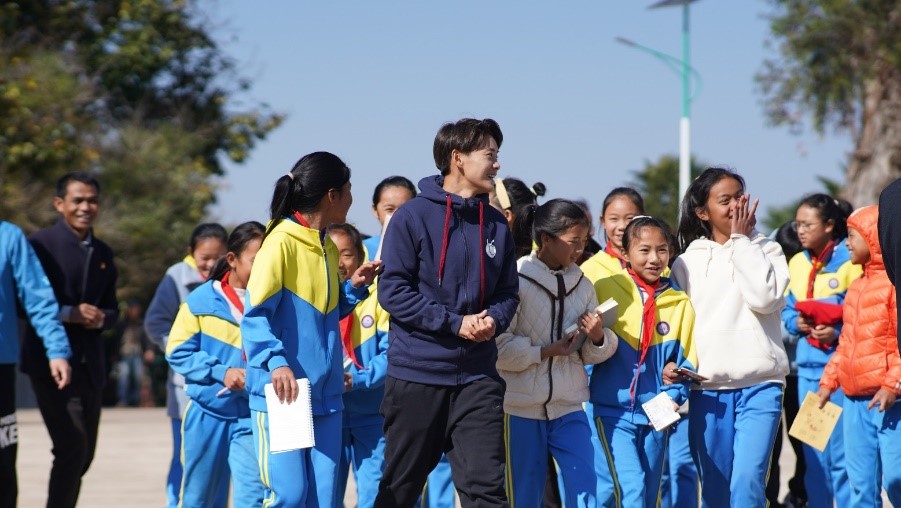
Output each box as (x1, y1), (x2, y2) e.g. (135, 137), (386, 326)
(791, 220), (822, 232)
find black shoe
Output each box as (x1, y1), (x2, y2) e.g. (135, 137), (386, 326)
(782, 493), (808, 508)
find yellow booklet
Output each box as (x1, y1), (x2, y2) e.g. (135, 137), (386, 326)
(788, 391), (843, 452)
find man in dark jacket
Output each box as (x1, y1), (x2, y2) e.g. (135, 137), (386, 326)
(879, 178), (900, 351)
(375, 118), (519, 507)
(21, 172), (118, 508)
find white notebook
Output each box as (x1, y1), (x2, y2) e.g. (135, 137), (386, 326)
(596, 297), (618, 327)
(264, 379), (315, 453)
(641, 391), (681, 431)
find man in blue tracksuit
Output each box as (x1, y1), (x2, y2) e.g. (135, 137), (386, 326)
(374, 118), (520, 507)
(0, 221), (72, 508)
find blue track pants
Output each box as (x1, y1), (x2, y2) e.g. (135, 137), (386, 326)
(179, 401), (263, 507)
(689, 383), (783, 508)
(504, 411), (597, 508)
(251, 410), (342, 507)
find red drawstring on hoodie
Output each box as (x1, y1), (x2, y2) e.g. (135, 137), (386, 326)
(436, 195), (486, 309)
(438, 195), (452, 287)
(627, 268), (660, 403)
(804, 240), (836, 351)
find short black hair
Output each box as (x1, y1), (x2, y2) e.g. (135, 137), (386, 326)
(433, 118), (503, 176)
(56, 171), (100, 198)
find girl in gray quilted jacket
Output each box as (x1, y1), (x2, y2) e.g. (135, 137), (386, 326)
(497, 198), (618, 508)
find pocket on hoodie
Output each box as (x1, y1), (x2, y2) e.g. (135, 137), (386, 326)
(697, 328), (777, 382)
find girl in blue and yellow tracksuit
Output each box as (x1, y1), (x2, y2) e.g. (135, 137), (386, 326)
(241, 152), (381, 508)
(327, 224), (391, 508)
(590, 217), (697, 508)
(165, 221), (265, 508)
(583, 190), (699, 508)
(782, 195), (861, 508)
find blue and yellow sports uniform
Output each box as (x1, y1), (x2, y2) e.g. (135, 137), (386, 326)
(166, 281), (264, 508)
(337, 285), (390, 507)
(590, 272), (696, 508)
(242, 218), (368, 508)
(782, 240), (861, 508)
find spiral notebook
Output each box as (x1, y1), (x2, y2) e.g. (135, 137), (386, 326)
(264, 379), (315, 453)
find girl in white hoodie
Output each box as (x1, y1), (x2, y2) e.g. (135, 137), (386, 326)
(497, 199), (618, 508)
(670, 167), (790, 507)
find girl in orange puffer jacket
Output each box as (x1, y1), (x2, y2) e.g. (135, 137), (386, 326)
(817, 205), (900, 507)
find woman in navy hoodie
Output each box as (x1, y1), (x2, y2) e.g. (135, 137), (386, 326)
(375, 118), (520, 507)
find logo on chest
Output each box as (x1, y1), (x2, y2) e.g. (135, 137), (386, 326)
(486, 239), (496, 259)
(361, 315), (375, 329)
(828, 278), (839, 289)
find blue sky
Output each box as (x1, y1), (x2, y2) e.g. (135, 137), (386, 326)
(209, 1), (850, 236)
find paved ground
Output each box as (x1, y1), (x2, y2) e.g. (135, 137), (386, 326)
(16, 407), (889, 507)
(18, 408), (358, 507)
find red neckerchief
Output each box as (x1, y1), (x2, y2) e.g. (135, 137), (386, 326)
(627, 268), (660, 403)
(807, 240), (835, 299)
(220, 271), (247, 362)
(804, 240), (836, 351)
(605, 242), (627, 268)
(292, 211), (312, 229)
(220, 271), (244, 314)
(340, 314), (362, 369)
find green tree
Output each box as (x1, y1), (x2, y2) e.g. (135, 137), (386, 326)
(630, 154), (705, 231)
(0, 1), (283, 300)
(757, 0), (901, 206)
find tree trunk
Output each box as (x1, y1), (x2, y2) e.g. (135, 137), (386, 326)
(843, 66), (901, 207)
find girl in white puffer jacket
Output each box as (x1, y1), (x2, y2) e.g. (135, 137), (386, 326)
(497, 199), (618, 508)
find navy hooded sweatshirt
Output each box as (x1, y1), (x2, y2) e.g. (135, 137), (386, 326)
(377, 175), (520, 386)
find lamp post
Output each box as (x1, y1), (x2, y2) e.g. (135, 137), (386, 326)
(621, 0), (701, 211)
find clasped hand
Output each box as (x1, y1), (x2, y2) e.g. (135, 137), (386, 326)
(458, 310), (496, 342)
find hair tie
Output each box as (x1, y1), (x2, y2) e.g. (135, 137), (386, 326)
(286, 172), (295, 180)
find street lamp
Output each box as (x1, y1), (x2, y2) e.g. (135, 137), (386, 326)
(619, 0), (701, 212)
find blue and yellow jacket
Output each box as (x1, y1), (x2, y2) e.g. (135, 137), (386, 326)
(580, 250), (626, 286)
(241, 218), (369, 415)
(343, 285), (390, 427)
(589, 273), (697, 426)
(166, 281), (249, 419)
(782, 241), (862, 379)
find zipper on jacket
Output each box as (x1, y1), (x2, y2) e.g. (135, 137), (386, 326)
(543, 274), (567, 419)
(321, 237), (335, 391)
(458, 207), (469, 384)
(847, 276), (865, 395)
(459, 208), (471, 314)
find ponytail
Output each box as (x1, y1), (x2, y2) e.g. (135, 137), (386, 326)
(514, 199), (591, 258)
(265, 152), (351, 238)
(209, 221), (266, 282)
